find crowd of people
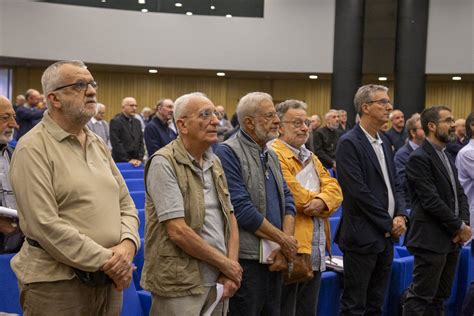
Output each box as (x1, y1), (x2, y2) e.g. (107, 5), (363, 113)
(0, 60), (473, 316)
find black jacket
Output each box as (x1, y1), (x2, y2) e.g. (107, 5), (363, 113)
(110, 113), (144, 162)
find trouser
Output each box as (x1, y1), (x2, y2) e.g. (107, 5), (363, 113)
(340, 239), (393, 316)
(281, 270), (322, 316)
(402, 247), (460, 316)
(151, 286), (228, 316)
(230, 259), (283, 316)
(19, 278), (122, 316)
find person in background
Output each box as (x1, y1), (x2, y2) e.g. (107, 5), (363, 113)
(87, 103), (111, 149)
(394, 114), (424, 209)
(446, 118), (467, 159)
(403, 106), (471, 315)
(386, 109), (407, 153)
(216, 105), (233, 143)
(338, 109), (351, 134)
(305, 114), (321, 153)
(15, 88), (45, 140)
(144, 98), (177, 156)
(313, 110), (341, 169)
(10, 60), (140, 315)
(272, 99), (342, 316)
(110, 97), (144, 167)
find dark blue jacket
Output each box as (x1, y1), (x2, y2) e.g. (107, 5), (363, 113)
(144, 117), (177, 156)
(335, 124), (407, 254)
(15, 106), (45, 140)
(394, 142), (415, 208)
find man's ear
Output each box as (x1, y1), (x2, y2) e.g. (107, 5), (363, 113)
(176, 118), (187, 135)
(47, 92), (61, 110)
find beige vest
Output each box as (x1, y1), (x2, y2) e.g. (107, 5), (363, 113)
(140, 138), (233, 297)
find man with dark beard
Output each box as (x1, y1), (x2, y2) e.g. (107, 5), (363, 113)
(403, 106), (471, 315)
(10, 60), (140, 315)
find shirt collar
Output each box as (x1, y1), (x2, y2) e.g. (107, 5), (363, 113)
(240, 128), (269, 154)
(408, 140), (419, 150)
(185, 147), (214, 171)
(279, 139), (312, 163)
(427, 138), (446, 152)
(360, 124), (383, 145)
(90, 117), (98, 124)
(42, 111), (95, 142)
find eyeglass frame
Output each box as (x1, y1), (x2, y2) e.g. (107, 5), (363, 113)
(366, 99), (392, 106)
(180, 108), (219, 121)
(280, 119), (311, 128)
(52, 80), (98, 92)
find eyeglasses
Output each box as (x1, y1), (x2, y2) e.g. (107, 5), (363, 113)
(260, 111), (278, 120)
(182, 109), (219, 121)
(438, 117), (455, 125)
(52, 80), (98, 92)
(281, 119), (311, 128)
(367, 99), (392, 106)
(0, 114), (16, 123)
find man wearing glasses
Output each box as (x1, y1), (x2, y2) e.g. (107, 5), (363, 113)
(403, 106), (471, 315)
(10, 60), (140, 315)
(335, 84), (408, 315)
(216, 92), (297, 315)
(142, 92), (241, 315)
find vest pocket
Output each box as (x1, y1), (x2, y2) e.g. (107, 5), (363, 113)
(156, 255), (201, 289)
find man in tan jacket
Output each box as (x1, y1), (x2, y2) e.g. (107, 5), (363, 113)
(10, 60), (140, 315)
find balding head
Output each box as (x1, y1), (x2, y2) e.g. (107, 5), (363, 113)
(122, 97), (137, 117)
(25, 89), (41, 107)
(0, 96), (18, 144)
(16, 95), (26, 106)
(390, 109), (405, 130)
(455, 118), (466, 138)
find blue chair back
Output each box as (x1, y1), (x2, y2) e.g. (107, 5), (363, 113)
(126, 179), (145, 192)
(0, 253), (22, 314)
(130, 191), (145, 209)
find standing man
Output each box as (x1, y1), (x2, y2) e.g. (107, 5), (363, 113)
(446, 118), (467, 159)
(141, 92), (241, 315)
(216, 92), (298, 316)
(216, 105), (233, 143)
(10, 60), (140, 315)
(271, 99), (343, 316)
(403, 106), (471, 315)
(13, 95), (25, 111)
(335, 84), (408, 315)
(386, 109), (407, 152)
(144, 98), (177, 156)
(87, 103), (111, 149)
(338, 109), (351, 134)
(305, 114), (321, 153)
(15, 88), (45, 139)
(457, 112), (474, 315)
(110, 97), (144, 167)
(313, 109), (341, 169)
(394, 114), (425, 209)
(0, 96), (23, 254)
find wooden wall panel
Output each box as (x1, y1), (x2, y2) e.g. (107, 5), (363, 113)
(425, 82), (473, 120)
(11, 66), (474, 122)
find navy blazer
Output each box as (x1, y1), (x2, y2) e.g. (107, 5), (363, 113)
(394, 142), (415, 208)
(405, 140), (469, 253)
(335, 124), (407, 254)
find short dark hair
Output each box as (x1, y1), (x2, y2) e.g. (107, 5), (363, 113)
(465, 112), (474, 139)
(420, 105), (451, 136)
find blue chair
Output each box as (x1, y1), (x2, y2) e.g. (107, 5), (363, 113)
(446, 246), (472, 316)
(329, 216), (342, 256)
(121, 170), (144, 180)
(121, 280), (146, 316)
(383, 255), (415, 316)
(116, 163), (144, 171)
(332, 206), (343, 218)
(0, 253), (22, 314)
(126, 179), (145, 192)
(137, 209), (145, 238)
(130, 191), (145, 209)
(133, 238), (145, 291)
(137, 290), (152, 315)
(317, 271), (342, 315)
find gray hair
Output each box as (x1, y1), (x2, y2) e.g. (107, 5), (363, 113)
(236, 92), (273, 124)
(337, 109), (347, 115)
(41, 60), (86, 107)
(275, 99), (307, 120)
(389, 109), (404, 121)
(405, 114), (420, 140)
(325, 109), (339, 120)
(173, 92), (208, 121)
(354, 84), (388, 116)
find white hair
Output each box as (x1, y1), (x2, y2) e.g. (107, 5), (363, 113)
(173, 92), (209, 121)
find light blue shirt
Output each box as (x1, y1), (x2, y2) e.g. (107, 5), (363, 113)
(456, 139), (474, 236)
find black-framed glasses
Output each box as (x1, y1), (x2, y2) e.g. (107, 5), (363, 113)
(437, 117), (455, 125)
(281, 119), (311, 128)
(367, 99), (392, 106)
(52, 80), (98, 92)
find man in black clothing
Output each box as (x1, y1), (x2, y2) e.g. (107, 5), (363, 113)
(110, 97), (144, 166)
(386, 109), (407, 152)
(313, 109), (341, 169)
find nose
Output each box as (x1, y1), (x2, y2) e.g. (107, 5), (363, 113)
(85, 84), (97, 96)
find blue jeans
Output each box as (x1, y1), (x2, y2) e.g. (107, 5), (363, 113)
(229, 259), (283, 316)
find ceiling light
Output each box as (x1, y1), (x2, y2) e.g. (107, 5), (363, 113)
(378, 76), (388, 81)
(217, 72), (226, 77)
(101, 0), (106, 2)
(141, 8), (148, 12)
(210, 5), (215, 10)
(186, 11), (193, 16)
(175, 2), (182, 7)
(452, 76), (462, 81)
(148, 69), (158, 74)
(138, 0), (146, 4)
(309, 75), (318, 79)
(225, 14), (232, 18)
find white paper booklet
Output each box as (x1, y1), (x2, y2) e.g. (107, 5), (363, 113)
(295, 161), (320, 193)
(259, 239), (281, 264)
(0, 206), (17, 218)
(202, 283), (224, 316)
